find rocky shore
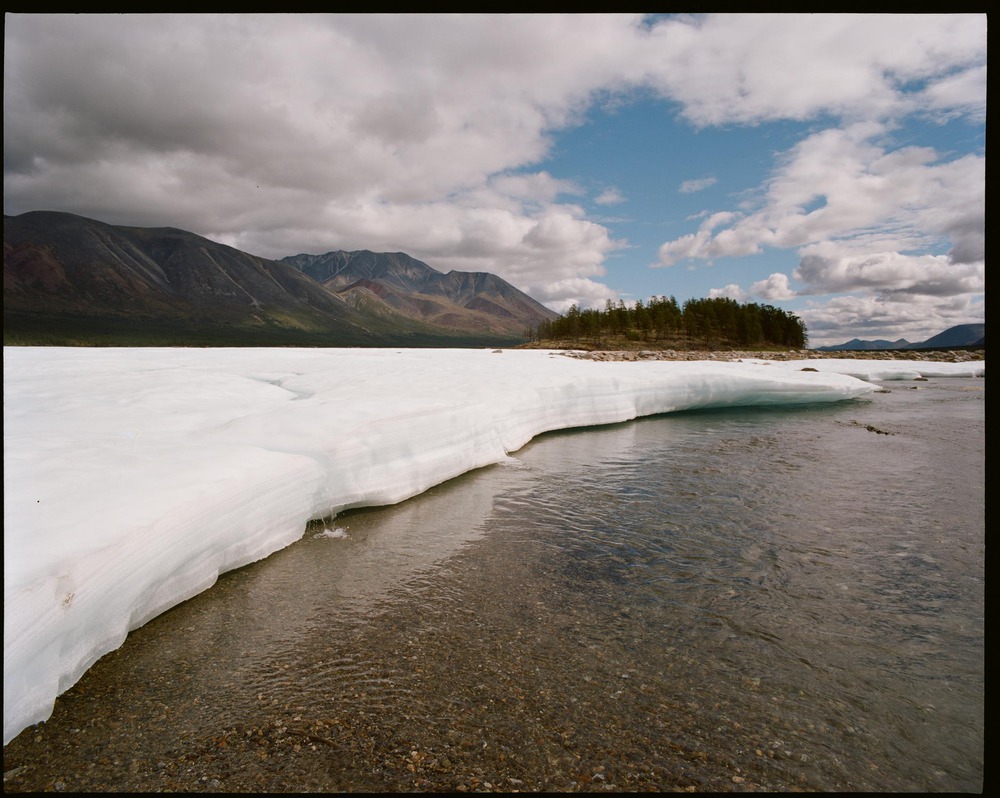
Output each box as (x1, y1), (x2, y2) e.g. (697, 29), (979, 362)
(554, 348), (985, 363)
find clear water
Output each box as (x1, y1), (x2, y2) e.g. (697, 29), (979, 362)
(6, 376), (984, 792)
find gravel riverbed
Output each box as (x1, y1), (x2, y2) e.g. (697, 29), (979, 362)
(4, 525), (810, 793)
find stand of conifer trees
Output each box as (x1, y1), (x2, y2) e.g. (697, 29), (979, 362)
(528, 296), (807, 349)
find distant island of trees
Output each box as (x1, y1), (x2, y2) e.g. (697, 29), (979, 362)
(527, 296), (808, 349)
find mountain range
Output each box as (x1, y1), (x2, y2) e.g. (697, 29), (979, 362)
(815, 324), (984, 352)
(3, 211), (558, 346)
(281, 249), (557, 337)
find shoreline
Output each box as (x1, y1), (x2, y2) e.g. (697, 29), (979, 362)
(548, 348), (985, 363)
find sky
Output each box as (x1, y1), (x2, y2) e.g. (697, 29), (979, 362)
(12, 346), (983, 745)
(3, 13), (986, 347)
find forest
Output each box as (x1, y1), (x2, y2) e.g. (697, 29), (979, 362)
(527, 296), (808, 349)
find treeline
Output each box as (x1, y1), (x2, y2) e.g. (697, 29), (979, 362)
(528, 296), (807, 348)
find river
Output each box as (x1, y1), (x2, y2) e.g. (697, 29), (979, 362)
(3, 375), (984, 792)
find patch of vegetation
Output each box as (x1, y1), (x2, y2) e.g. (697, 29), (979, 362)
(525, 296), (808, 350)
(2, 311), (525, 349)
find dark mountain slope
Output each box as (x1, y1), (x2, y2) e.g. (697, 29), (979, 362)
(4, 212), (537, 346)
(903, 323), (984, 349)
(5, 212), (360, 329)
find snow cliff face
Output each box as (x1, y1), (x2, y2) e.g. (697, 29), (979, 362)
(9, 347), (980, 745)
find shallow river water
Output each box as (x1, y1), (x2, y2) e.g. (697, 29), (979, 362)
(3, 376), (984, 792)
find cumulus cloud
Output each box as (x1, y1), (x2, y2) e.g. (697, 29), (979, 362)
(707, 251), (983, 347)
(794, 248), (984, 297)
(749, 273), (797, 301)
(658, 215), (754, 265)
(657, 122), (985, 270)
(708, 284), (747, 302)
(642, 14), (987, 126)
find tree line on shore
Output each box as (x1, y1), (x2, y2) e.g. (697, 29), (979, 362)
(527, 296), (808, 348)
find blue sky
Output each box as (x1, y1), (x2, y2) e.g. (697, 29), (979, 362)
(542, 98), (808, 301)
(3, 13), (985, 346)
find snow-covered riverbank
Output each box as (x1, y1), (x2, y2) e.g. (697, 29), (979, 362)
(3, 347), (984, 745)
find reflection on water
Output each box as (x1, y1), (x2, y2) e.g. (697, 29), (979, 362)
(223, 454), (527, 622)
(4, 378), (983, 792)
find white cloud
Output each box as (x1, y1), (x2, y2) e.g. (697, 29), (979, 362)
(530, 277), (621, 313)
(595, 187), (626, 205)
(656, 211), (742, 264)
(708, 254), (983, 347)
(708, 284), (747, 302)
(919, 64), (987, 122)
(656, 121), (985, 280)
(489, 172), (583, 204)
(642, 14), (986, 126)
(679, 176), (717, 194)
(794, 248), (984, 297)
(749, 272), (797, 301)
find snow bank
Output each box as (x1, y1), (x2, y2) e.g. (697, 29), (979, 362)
(742, 357), (985, 381)
(4, 346), (961, 745)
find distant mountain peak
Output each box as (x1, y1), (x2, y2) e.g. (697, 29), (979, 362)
(816, 324), (984, 351)
(281, 249), (557, 336)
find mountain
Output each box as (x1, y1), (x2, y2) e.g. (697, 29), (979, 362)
(816, 324), (984, 352)
(281, 250), (559, 337)
(3, 211), (554, 346)
(816, 338), (912, 351)
(902, 323), (984, 349)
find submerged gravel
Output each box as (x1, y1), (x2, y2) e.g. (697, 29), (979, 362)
(5, 522), (819, 793)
